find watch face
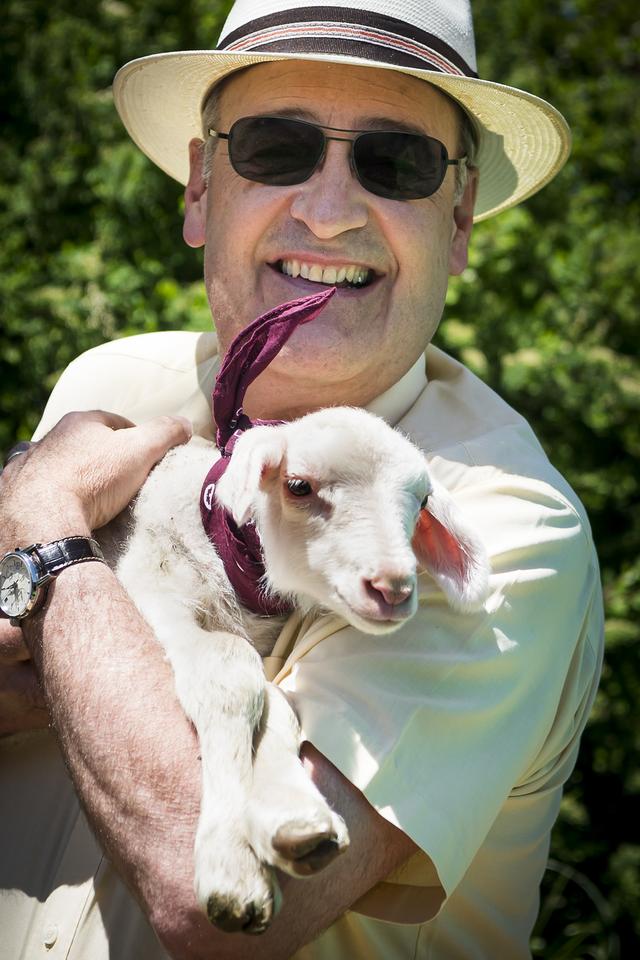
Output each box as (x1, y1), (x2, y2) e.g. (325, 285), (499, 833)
(0, 553), (34, 619)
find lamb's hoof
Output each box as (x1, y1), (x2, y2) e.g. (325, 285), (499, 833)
(272, 823), (348, 876)
(206, 891), (274, 936)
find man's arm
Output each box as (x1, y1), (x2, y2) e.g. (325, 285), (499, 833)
(1, 412), (418, 960)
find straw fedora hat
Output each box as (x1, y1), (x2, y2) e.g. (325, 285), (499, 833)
(113, 0), (571, 222)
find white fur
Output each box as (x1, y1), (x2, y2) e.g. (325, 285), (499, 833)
(109, 406), (489, 933)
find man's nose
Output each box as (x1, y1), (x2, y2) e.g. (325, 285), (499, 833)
(289, 140), (369, 239)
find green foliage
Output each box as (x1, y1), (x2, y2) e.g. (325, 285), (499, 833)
(1, 1), (637, 954)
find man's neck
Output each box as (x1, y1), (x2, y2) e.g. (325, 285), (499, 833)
(241, 355), (427, 425)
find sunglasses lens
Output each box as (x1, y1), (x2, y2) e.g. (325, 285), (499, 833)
(354, 131), (448, 200)
(228, 117), (324, 186)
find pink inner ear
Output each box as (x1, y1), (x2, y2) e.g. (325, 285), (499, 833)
(412, 508), (467, 581)
(259, 460), (282, 489)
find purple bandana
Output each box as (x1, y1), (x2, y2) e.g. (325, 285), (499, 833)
(200, 286), (336, 616)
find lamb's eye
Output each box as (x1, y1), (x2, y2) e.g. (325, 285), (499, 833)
(286, 478), (313, 497)
(420, 494), (429, 510)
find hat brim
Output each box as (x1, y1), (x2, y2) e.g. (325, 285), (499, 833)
(113, 49), (571, 222)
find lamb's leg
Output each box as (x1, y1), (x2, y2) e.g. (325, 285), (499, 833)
(247, 684), (349, 877)
(134, 593), (278, 934)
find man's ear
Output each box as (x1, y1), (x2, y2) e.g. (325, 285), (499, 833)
(448, 168), (478, 276)
(183, 137), (208, 249)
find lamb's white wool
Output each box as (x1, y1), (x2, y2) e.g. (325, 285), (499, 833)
(109, 406), (489, 934)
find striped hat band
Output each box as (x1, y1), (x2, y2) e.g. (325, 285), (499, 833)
(218, 7), (478, 78)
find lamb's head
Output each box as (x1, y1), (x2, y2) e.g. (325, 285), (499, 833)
(214, 407), (489, 634)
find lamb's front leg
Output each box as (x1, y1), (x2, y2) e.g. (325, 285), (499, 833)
(134, 595), (277, 934)
(247, 684), (350, 877)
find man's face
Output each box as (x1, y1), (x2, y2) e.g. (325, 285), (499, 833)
(184, 60), (475, 416)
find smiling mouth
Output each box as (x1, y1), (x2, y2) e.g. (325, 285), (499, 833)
(274, 259), (376, 289)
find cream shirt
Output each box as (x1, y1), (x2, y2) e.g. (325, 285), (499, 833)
(1, 331), (603, 959)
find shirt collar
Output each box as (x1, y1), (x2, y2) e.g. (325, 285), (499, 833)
(365, 354), (427, 426)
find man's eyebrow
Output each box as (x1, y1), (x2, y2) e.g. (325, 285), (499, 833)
(260, 107), (426, 136)
(359, 116), (426, 136)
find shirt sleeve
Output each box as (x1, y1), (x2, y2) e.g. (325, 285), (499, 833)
(277, 464), (603, 921)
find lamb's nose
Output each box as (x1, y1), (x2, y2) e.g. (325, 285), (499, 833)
(367, 576), (414, 606)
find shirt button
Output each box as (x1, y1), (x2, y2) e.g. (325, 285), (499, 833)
(43, 923), (59, 948)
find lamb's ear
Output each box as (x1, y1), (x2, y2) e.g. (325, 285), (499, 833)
(214, 426), (286, 527)
(412, 478), (490, 612)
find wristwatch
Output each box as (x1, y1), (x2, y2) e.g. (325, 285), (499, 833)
(0, 537), (106, 625)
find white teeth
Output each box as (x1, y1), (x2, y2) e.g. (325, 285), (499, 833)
(280, 260), (371, 286)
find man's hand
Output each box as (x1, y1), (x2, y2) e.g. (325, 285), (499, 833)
(0, 620), (48, 736)
(0, 411), (192, 736)
(0, 410), (193, 546)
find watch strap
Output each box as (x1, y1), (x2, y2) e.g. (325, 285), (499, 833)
(31, 537), (105, 578)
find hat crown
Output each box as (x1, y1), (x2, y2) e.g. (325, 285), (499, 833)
(218, 0), (478, 78)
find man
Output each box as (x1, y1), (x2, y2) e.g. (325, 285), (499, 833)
(0, 1), (603, 957)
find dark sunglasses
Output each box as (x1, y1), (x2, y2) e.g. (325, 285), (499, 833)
(208, 115), (466, 201)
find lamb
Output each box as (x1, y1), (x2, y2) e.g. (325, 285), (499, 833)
(111, 403), (490, 935)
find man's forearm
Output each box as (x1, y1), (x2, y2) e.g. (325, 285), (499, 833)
(22, 562), (213, 951)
